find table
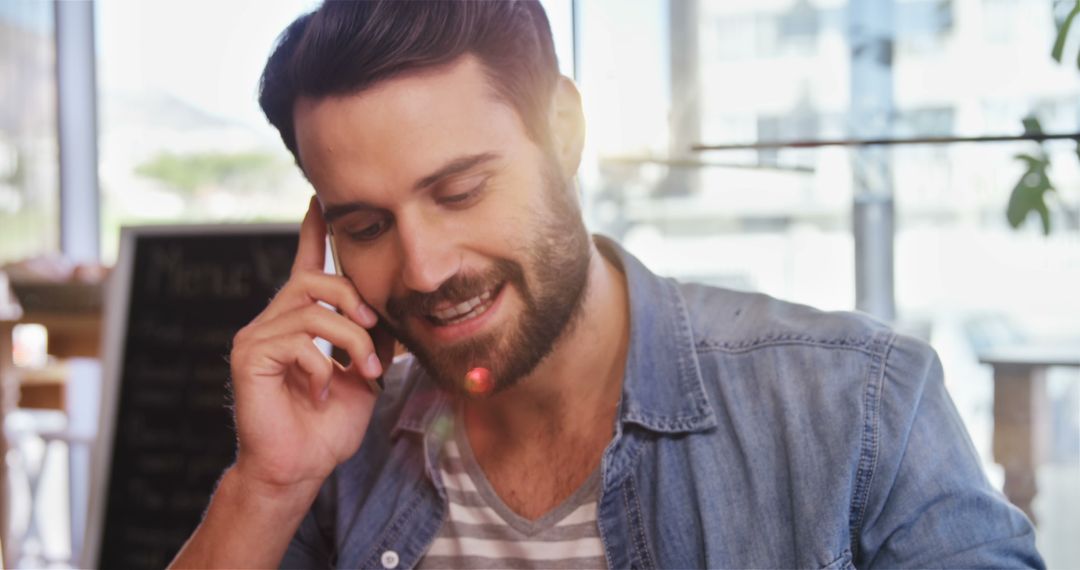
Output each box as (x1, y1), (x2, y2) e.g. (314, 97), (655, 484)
(979, 343), (1080, 524)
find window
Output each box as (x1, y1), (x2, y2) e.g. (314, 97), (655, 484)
(0, 1), (58, 264)
(94, 0), (323, 263)
(91, 0), (575, 264)
(577, 4), (1080, 563)
(896, 0), (955, 53)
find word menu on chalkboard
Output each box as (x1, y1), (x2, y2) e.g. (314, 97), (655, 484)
(87, 225), (298, 569)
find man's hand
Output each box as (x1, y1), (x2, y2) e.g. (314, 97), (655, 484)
(230, 196), (394, 492)
(169, 197), (394, 569)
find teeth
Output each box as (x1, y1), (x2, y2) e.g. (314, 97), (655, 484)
(431, 295), (481, 320)
(429, 288), (497, 325)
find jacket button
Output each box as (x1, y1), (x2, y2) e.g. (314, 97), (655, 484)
(381, 550), (400, 569)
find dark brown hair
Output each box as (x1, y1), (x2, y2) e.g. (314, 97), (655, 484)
(258, 0), (560, 166)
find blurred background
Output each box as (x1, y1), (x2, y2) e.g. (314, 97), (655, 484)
(1, 0), (1077, 567)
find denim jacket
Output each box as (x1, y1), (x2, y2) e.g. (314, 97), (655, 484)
(282, 236), (1042, 569)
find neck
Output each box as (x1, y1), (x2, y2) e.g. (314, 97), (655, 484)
(461, 239), (630, 449)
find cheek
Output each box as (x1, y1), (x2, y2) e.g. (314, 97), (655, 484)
(356, 279), (392, 315)
(478, 181), (544, 240)
(338, 247), (397, 312)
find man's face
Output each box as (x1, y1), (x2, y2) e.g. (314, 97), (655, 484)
(294, 56), (591, 395)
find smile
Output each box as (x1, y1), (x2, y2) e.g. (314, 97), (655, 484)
(426, 284), (503, 327)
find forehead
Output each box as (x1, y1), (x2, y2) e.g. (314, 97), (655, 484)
(293, 56), (529, 199)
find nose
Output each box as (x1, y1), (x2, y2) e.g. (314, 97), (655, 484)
(396, 213), (459, 293)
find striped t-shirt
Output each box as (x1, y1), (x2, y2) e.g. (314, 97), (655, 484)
(417, 419), (607, 570)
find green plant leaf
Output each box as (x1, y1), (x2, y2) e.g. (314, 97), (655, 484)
(1077, 35), (1080, 69)
(1006, 154), (1055, 234)
(1022, 115), (1044, 136)
(1052, 1), (1080, 63)
(1036, 198), (1051, 235)
(1015, 152), (1047, 168)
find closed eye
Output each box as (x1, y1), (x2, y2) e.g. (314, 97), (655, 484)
(345, 217), (392, 242)
(438, 179), (488, 208)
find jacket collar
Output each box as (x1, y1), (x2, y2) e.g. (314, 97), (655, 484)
(596, 235), (716, 434)
(393, 235), (716, 438)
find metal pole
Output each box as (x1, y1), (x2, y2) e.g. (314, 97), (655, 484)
(692, 132), (1080, 151)
(53, 1), (100, 564)
(849, 0), (896, 322)
(665, 0), (701, 196)
(570, 0), (580, 82)
(55, 0), (101, 263)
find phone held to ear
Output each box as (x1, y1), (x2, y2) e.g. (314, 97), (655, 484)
(325, 221), (492, 396)
(326, 223), (385, 395)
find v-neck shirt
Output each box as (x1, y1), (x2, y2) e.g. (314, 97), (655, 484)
(415, 415), (606, 569)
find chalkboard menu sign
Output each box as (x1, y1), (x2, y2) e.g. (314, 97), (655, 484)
(87, 224), (298, 569)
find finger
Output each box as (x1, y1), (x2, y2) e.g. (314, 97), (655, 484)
(292, 195), (328, 275)
(259, 335), (337, 406)
(251, 305), (384, 380)
(284, 339), (379, 405)
(292, 337), (340, 404)
(234, 332), (333, 399)
(258, 272), (378, 328)
(322, 361), (378, 408)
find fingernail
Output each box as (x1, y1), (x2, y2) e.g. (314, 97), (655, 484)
(364, 353), (383, 377)
(356, 305), (377, 328)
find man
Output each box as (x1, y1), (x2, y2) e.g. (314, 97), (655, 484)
(172, 1), (1042, 568)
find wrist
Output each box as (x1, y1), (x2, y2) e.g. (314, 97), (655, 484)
(169, 466), (324, 569)
(224, 463), (325, 513)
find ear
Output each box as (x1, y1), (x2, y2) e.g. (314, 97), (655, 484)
(549, 76), (585, 177)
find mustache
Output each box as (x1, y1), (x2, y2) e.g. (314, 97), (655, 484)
(386, 258), (526, 320)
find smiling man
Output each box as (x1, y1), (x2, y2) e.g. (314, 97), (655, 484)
(302, 67), (596, 396)
(170, 2), (1042, 569)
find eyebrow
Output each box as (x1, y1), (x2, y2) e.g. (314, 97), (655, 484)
(322, 201), (381, 225)
(322, 152), (501, 224)
(414, 152), (500, 191)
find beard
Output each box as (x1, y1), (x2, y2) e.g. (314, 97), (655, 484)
(382, 160), (592, 397)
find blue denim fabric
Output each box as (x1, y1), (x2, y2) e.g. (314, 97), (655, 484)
(281, 236), (1042, 569)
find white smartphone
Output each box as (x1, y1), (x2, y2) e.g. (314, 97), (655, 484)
(325, 223), (385, 395)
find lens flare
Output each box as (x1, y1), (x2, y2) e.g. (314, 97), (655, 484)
(464, 366), (493, 395)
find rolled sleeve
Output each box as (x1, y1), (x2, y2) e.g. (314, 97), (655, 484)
(856, 334), (1044, 569)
